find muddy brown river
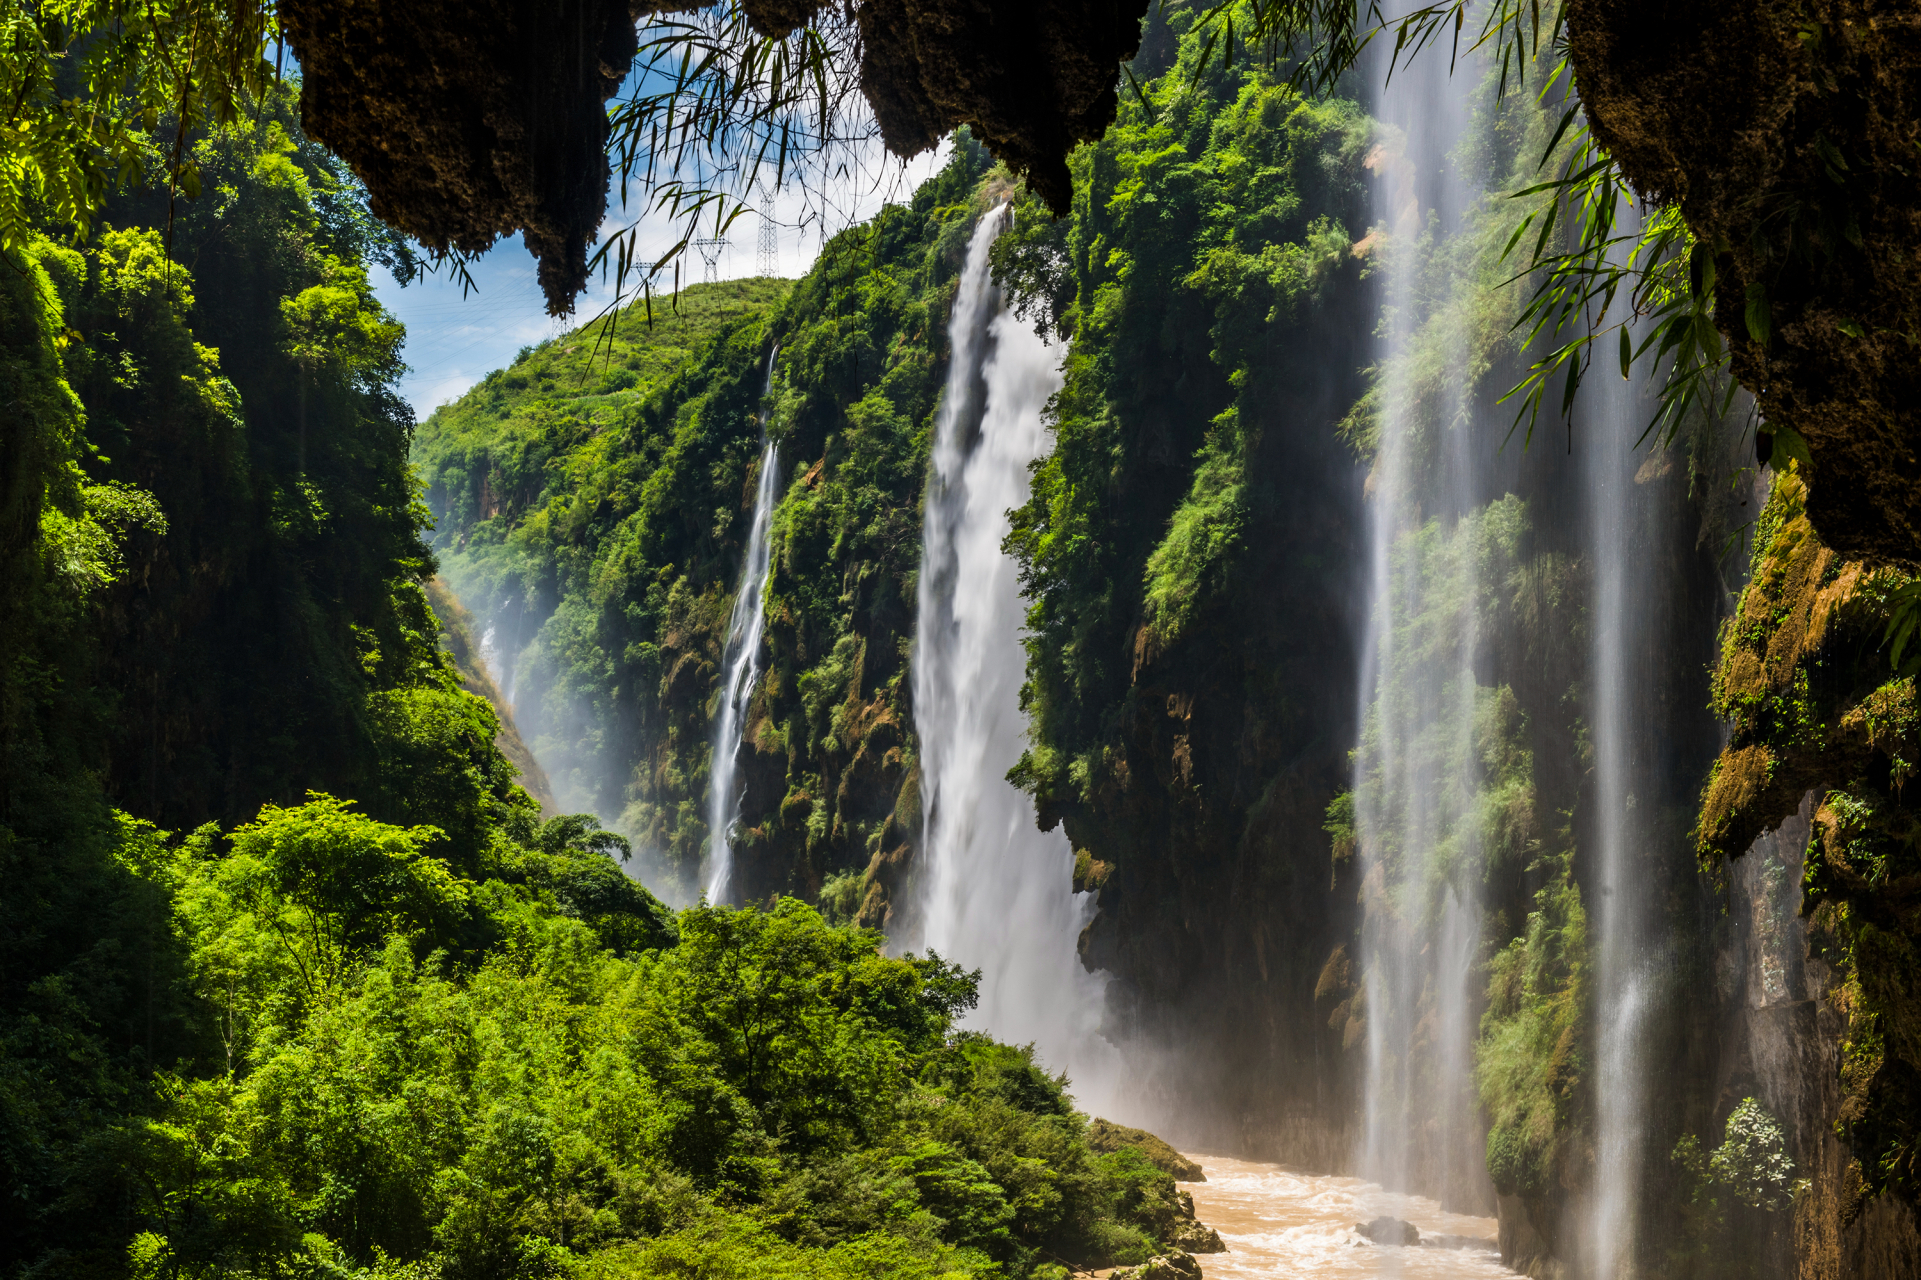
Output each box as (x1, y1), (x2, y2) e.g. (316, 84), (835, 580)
(1180, 1155), (1519, 1279)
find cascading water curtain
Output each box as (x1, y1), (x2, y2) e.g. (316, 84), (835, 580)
(704, 350), (782, 904)
(912, 205), (1122, 1114)
(1353, 37), (1492, 1209)
(1584, 238), (1665, 1280)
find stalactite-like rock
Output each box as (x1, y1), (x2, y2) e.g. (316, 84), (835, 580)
(851, 0), (1152, 214)
(1565, 0), (1921, 563)
(278, 0), (694, 315)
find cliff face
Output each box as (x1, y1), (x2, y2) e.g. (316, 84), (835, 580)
(1692, 471), (1921, 1265)
(988, 30), (1377, 1154)
(1732, 808), (1921, 1280)
(1566, 0), (1921, 565)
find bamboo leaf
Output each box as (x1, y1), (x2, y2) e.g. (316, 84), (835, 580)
(1744, 282), (1772, 346)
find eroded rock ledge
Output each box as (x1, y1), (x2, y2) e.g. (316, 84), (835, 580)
(279, 0), (688, 314)
(1566, 0), (1921, 562)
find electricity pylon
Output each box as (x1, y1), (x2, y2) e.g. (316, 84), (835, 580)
(757, 191), (778, 278)
(694, 237), (726, 284)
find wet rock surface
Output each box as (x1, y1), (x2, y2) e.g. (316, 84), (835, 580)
(1167, 1194), (1226, 1254)
(1356, 1215), (1422, 1246)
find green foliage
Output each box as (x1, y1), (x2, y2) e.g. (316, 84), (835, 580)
(1667, 1097), (1799, 1270)
(0, 86), (550, 1273)
(1477, 851), (1588, 1197)
(222, 794), (470, 990)
(59, 795), (1183, 1279)
(1708, 1098), (1798, 1211)
(575, 1213), (989, 1280)
(998, 15), (1374, 817)
(0, 0), (276, 258)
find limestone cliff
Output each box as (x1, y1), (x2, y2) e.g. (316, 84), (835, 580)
(1566, 0), (1921, 564)
(1695, 470), (1921, 1265)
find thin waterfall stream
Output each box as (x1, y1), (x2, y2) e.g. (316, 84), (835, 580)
(1584, 254), (1666, 1279)
(705, 350), (782, 904)
(912, 205), (1122, 1112)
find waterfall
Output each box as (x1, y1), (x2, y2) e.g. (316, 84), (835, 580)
(1353, 35), (1488, 1205)
(479, 604), (522, 708)
(479, 622), (507, 702)
(704, 351), (781, 904)
(913, 205), (1121, 1112)
(1585, 249), (1662, 1280)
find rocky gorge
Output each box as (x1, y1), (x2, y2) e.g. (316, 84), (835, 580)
(409, 8), (1921, 1276)
(19, 2), (1921, 1277)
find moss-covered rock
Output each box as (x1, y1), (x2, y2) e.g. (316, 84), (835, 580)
(1086, 1119), (1205, 1181)
(1696, 466), (1921, 1223)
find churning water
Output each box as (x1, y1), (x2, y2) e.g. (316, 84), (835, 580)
(1184, 1154), (1516, 1280)
(705, 351), (782, 904)
(912, 205), (1121, 1111)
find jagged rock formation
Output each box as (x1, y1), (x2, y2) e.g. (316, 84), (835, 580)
(846, 0), (1151, 213)
(278, 0), (690, 314)
(279, 0), (1150, 310)
(729, 0), (1144, 206)
(1566, 0), (1921, 563)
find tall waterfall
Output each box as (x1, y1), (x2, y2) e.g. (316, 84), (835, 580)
(913, 205), (1121, 1112)
(1585, 266), (1662, 1279)
(705, 352), (781, 904)
(1354, 37), (1488, 1205)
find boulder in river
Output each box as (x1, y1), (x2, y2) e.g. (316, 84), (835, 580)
(1168, 1215), (1226, 1254)
(1109, 1251), (1204, 1280)
(1087, 1119), (1206, 1180)
(1356, 1216), (1422, 1246)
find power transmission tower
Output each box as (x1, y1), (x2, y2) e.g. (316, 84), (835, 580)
(757, 191), (778, 278)
(693, 236), (726, 284)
